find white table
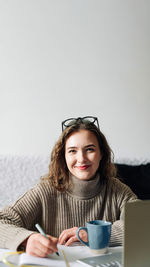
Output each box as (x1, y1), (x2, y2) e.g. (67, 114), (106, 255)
(0, 245), (122, 267)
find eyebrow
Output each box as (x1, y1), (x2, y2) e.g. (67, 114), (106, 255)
(85, 144), (96, 148)
(66, 144), (96, 150)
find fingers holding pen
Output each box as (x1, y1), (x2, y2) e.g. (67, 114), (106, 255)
(26, 233), (58, 257)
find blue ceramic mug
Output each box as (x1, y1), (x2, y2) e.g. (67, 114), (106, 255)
(76, 220), (112, 254)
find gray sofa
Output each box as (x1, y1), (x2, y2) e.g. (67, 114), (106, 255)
(0, 155), (49, 209)
(0, 155), (150, 210)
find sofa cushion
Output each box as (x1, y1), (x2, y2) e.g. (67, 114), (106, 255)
(0, 155), (49, 209)
(115, 163), (150, 200)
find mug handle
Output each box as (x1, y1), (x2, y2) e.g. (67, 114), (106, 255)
(76, 227), (89, 246)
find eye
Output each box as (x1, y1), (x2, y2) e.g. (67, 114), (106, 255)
(68, 149), (76, 154)
(86, 147), (95, 152)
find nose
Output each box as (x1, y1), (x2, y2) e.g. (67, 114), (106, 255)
(77, 150), (86, 163)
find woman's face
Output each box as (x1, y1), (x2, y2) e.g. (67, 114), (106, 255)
(65, 129), (102, 180)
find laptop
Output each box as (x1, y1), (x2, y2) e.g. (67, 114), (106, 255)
(77, 200), (150, 267)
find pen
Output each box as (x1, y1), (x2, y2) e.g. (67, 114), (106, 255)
(35, 223), (59, 256)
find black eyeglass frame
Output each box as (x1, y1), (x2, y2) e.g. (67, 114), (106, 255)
(61, 116), (100, 132)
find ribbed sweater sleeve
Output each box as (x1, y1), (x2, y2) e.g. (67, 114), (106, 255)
(0, 185), (43, 249)
(0, 178), (137, 250)
(108, 178), (137, 246)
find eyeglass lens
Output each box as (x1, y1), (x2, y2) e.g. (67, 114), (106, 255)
(62, 116), (99, 131)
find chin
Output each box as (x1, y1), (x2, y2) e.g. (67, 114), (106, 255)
(76, 174), (92, 180)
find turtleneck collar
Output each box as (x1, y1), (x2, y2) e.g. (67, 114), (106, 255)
(66, 172), (101, 200)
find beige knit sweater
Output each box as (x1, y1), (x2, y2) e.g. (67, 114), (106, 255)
(0, 175), (137, 250)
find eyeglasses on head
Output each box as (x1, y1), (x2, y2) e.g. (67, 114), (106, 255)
(61, 116), (100, 132)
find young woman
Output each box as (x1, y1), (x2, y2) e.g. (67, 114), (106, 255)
(0, 116), (137, 257)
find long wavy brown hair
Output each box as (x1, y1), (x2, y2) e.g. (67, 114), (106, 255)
(44, 121), (117, 191)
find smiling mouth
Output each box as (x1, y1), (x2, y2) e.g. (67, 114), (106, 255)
(76, 165), (90, 170)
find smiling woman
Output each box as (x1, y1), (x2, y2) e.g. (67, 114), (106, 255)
(65, 129), (101, 180)
(0, 116), (137, 258)
(47, 116), (117, 191)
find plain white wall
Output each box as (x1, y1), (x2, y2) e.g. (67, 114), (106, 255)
(0, 0), (150, 162)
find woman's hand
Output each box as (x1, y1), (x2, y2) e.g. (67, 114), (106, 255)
(58, 227), (88, 246)
(25, 233), (58, 257)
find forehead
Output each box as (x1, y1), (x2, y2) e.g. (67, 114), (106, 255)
(65, 129), (99, 147)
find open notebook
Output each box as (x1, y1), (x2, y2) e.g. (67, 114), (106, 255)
(1, 250), (66, 267)
(77, 200), (150, 267)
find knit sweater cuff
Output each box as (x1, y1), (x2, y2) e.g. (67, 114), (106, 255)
(7, 228), (35, 251)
